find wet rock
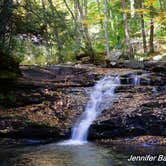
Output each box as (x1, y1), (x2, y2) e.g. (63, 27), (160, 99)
(95, 136), (166, 146)
(123, 60), (145, 69)
(0, 64), (165, 140)
(106, 60), (166, 74)
(89, 88), (166, 139)
(144, 61), (166, 73)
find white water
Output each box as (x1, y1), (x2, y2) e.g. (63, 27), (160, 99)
(59, 76), (120, 145)
(132, 75), (140, 86)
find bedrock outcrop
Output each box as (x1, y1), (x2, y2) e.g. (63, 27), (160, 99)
(0, 64), (165, 140)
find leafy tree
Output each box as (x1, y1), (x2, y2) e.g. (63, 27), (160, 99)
(0, 0), (165, 65)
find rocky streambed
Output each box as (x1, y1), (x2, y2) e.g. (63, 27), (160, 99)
(0, 63), (165, 145)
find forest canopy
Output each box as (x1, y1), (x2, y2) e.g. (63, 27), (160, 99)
(0, 0), (166, 65)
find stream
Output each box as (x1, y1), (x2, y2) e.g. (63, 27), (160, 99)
(0, 66), (165, 166)
(0, 142), (165, 166)
(60, 76), (120, 145)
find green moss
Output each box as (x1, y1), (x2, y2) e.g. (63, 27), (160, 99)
(161, 56), (166, 61)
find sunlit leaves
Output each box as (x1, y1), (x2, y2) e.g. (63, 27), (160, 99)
(13, 6), (26, 17)
(3, 0), (165, 64)
(119, 8), (150, 14)
(144, 0), (157, 6)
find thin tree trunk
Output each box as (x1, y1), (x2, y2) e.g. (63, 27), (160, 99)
(84, 0), (95, 63)
(75, 0), (95, 63)
(48, 0), (63, 63)
(158, 0), (166, 30)
(104, 0), (110, 57)
(130, 0), (135, 18)
(96, 0), (103, 28)
(0, 0), (13, 46)
(108, 0), (114, 32)
(121, 0), (133, 57)
(139, 0), (147, 53)
(158, 0), (164, 11)
(149, 4), (154, 53)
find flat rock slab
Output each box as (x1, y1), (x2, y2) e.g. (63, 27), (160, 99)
(95, 136), (166, 146)
(0, 64), (165, 140)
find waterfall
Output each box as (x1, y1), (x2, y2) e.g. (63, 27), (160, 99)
(132, 75), (140, 86)
(59, 76), (120, 145)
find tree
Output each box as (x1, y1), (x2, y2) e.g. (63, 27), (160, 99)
(104, 0), (110, 57)
(0, 0), (13, 49)
(149, 1), (154, 53)
(73, 0), (95, 63)
(0, 0), (165, 65)
(130, 0), (135, 18)
(121, 0), (133, 57)
(139, 0), (147, 53)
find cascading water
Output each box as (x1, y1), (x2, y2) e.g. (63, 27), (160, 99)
(132, 75), (140, 86)
(59, 76), (120, 145)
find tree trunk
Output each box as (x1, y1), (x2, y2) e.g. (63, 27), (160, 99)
(0, 0), (13, 46)
(84, 0), (95, 63)
(121, 0), (133, 58)
(48, 0), (64, 63)
(109, 1), (114, 33)
(158, 0), (165, 11)
(96, 0), (103, 28)
(130, 0), (135, 18)
(75, 0), (95, 63)
(139, 0), (147, 53)
(149, 5), (154, 53)
(104, 0), (110, 57)
(158, 0), (166, 30)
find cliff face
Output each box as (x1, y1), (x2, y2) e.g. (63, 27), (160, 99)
(0, 63), (165, 140)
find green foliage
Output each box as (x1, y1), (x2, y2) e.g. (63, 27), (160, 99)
(0, 0), (165, 65)
(0, 49), (21, 77)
